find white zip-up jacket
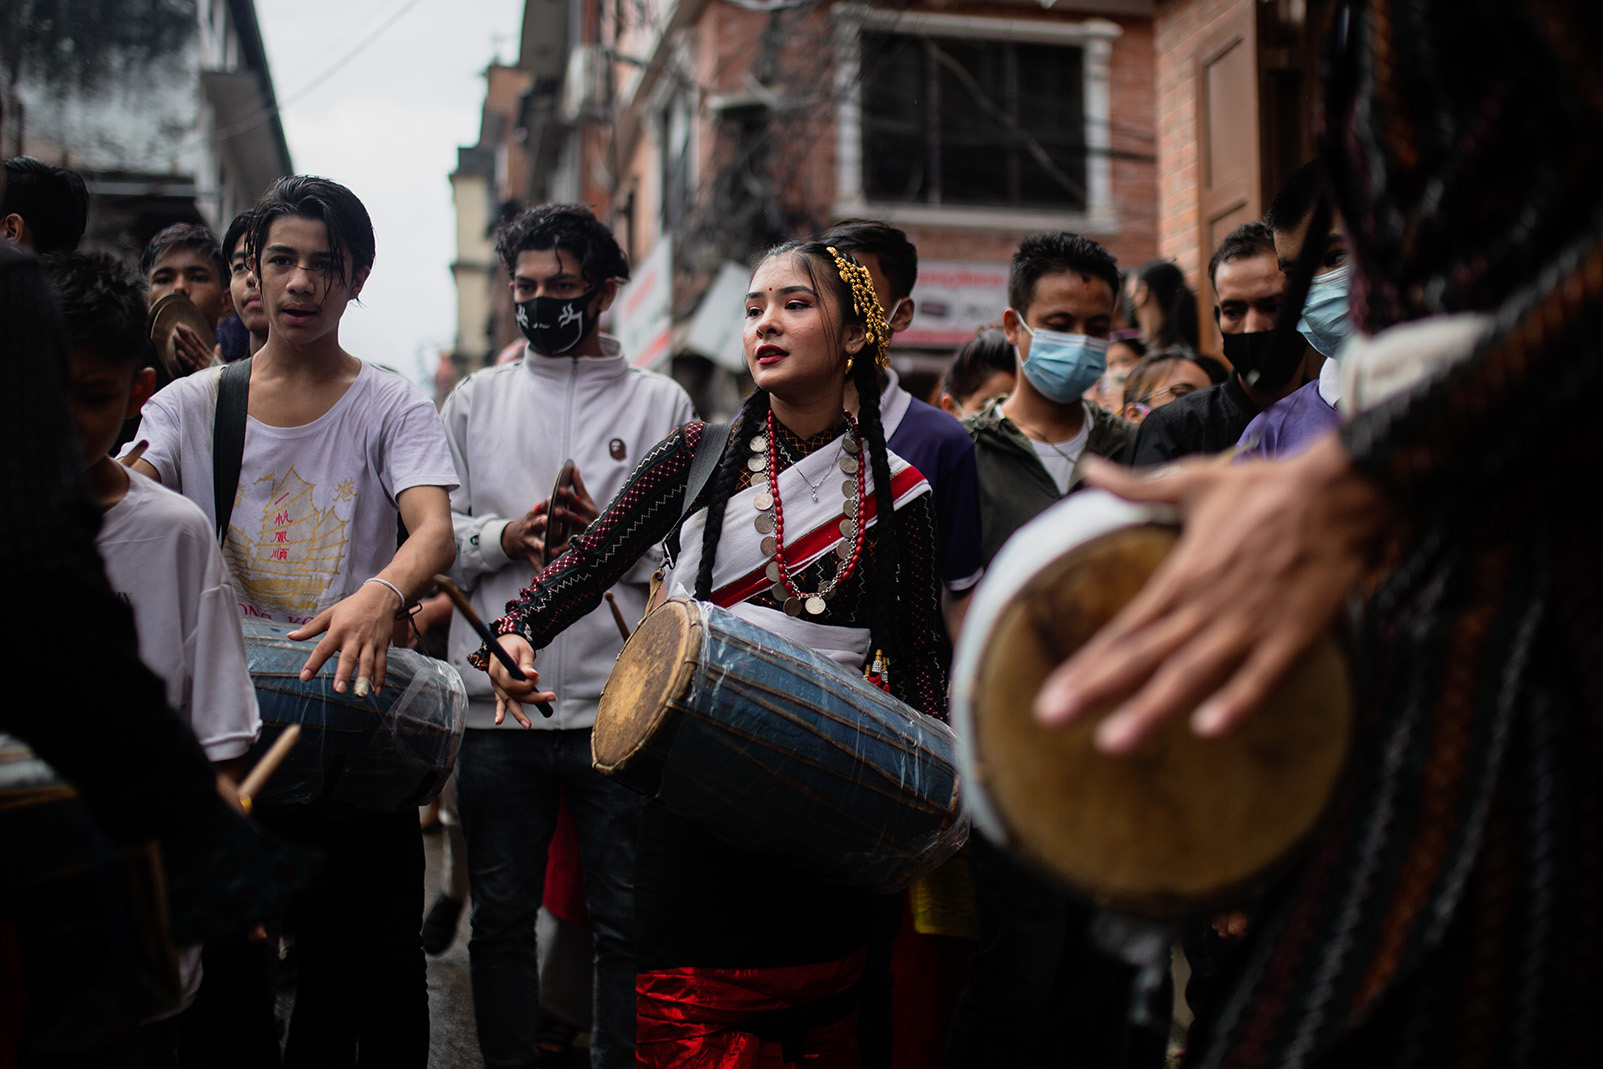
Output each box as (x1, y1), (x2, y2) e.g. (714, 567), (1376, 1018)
(442, 335), (697, 730)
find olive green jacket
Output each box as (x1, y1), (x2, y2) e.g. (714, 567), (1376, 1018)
(961, 397), (1136, 566)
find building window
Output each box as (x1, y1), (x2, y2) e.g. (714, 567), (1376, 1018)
(860, 33), (1086, 212)
(834, 5), (1122, 229)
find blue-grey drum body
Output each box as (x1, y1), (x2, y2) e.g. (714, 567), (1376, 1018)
(241, 619), (467, 812)
(595, 600), (967, 893)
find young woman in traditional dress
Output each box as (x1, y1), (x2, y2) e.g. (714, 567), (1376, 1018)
(476, 241), (945, 1066)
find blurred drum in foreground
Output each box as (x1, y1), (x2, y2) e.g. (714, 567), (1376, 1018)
(951, 490), (1353, 918)
(241, 619), (467, 813)
(0, 733), (181, 1056)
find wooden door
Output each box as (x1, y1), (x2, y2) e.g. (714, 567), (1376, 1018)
(1193, 4), (1261, 358)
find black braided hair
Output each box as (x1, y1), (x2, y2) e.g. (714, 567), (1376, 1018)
(847, 322), (904, 671)
(693, 388), (769, 600)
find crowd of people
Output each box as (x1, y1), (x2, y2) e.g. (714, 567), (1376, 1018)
(3, 0), (1600, 1066)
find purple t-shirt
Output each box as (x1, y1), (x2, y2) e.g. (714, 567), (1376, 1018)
(1236, 379), (1340, 460)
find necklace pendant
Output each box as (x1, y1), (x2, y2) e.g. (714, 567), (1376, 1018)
(765, 560), (782, 583)
(748, 454), (767, 472)
(750, 436), (767, 453)
(842, 436), (860, 455)
(809, 488), (819, 502)
(753, 490), (773, 511)
(836, 541), (852, 560)
(839, 518), (854, 537)
(754, 512), (774, 534)
(839, 455), (859, 475)
(760, 535), (777, 557)
(805, 595), (827, 616)
(784, 597), (803, 617)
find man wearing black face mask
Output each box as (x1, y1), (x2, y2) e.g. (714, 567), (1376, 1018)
(439, 204), (695, 1069)
(1131, 222), (1316, 464)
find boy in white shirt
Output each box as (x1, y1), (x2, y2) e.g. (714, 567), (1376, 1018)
(128, 175), (457, 1068)
(50, 251), (261, 1058)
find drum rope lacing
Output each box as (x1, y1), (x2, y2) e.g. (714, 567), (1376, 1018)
(752, 407), (866, 617)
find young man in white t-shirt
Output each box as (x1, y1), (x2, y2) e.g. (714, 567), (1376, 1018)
(50, 251), (262, 1058)
(130, 176), (458, 1067)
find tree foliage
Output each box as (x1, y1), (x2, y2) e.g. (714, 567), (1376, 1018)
(1, 0), (194, 93)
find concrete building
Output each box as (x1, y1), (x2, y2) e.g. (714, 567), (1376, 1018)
(1, 0), (292, 257)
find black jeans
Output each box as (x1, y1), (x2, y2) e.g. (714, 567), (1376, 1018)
(945, 837), (1168, 1069)
(457, 727), (643, 1069)
(258, 806), (427, 1068)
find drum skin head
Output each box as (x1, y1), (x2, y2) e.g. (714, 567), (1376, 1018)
(594, 598), (701, 776)
(971, 525), (1352, 918)
(148, 293), (215, 379)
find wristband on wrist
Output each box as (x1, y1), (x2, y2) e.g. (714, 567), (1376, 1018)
(364, 576), (408, 615)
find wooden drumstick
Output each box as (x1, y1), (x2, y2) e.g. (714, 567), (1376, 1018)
(432, 574), (554, 719)
(238, 723), (299, 816)
(119, 439), (149, 468)
(604, 590), (631, 641)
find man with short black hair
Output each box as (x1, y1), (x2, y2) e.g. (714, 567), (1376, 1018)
(141, 222), (230, 375)
(1131, 221), (1317, 464)
(1236, 160), (1352, 459)
(1, 156), (88, 253)
(220, 209), (267, 360)
(947, 232), (1163, 1069)
(442, 203), (695, 1069)
(963, 231), (1135, 564)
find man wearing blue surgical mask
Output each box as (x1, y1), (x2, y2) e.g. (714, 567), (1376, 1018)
(1237, 161), (1350, 459)
(961, 232), (1137, 566)
(948, 232), (1164, 1069)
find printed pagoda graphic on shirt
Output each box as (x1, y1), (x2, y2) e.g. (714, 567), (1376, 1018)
(223, 466), (352, 618)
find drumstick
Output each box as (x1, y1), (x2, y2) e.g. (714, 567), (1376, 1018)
(237, 723), (299, 816)
(432, 574), (554, 719)
(604, 590), (631, 641)
(119, 439), (149, 467)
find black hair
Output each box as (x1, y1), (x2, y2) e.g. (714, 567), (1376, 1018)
(941, 328), (1015, 404)
(1207, 220), (1277, 287)
(246, 175), (376, 287)
(221, 208), (253, 262)
(493, 203), (630, 287)
(818, 218), (918, 302)
(139, 222), (226, 280)
(2, 157), (89, 254)
(1264, 160), (1327, 235)
(1007, 231), (1120, 315)
(1109, 336), (1148, 361)
(695, 240), (906, 668)
(1135, 259), (1200, 351)
(42, 252), (152, 368)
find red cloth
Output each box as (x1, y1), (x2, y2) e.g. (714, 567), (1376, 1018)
(888, 901), (973, 1069)
(636, 952), (865, 1068)
(541, 793), (589, 924)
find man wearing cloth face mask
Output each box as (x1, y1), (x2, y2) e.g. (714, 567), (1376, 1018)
(1131, 222), (1320, 464)
(1235, 161), (1351, 460)
(962, 232), (1136, 565)
(948, 233), (1165, 1069)
(440, 203), (695, 1069)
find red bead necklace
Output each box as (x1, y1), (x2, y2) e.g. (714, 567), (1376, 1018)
(766, 408), (867, 616)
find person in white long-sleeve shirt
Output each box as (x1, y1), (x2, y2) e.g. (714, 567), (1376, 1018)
(440, 203), (695, 1069)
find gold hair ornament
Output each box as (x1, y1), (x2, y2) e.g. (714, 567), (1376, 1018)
(827, 246), (891, 373)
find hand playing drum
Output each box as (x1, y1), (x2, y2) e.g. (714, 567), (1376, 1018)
(488, 633), (558, 728)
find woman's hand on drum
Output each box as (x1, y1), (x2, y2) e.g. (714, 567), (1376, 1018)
(1033, 435), (1388, 753)
(290, 582), (403, 696)
(488, 633), (556, 728)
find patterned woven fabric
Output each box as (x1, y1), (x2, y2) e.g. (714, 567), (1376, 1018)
(1202, 3), (1603, 1065)
(474, 418), (946, 720)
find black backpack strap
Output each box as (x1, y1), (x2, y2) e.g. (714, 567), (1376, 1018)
(212, 357), (252, 544)
(665, 420), (730, 562)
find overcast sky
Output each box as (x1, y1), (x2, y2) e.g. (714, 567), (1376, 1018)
(256, 0), (524, 386)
